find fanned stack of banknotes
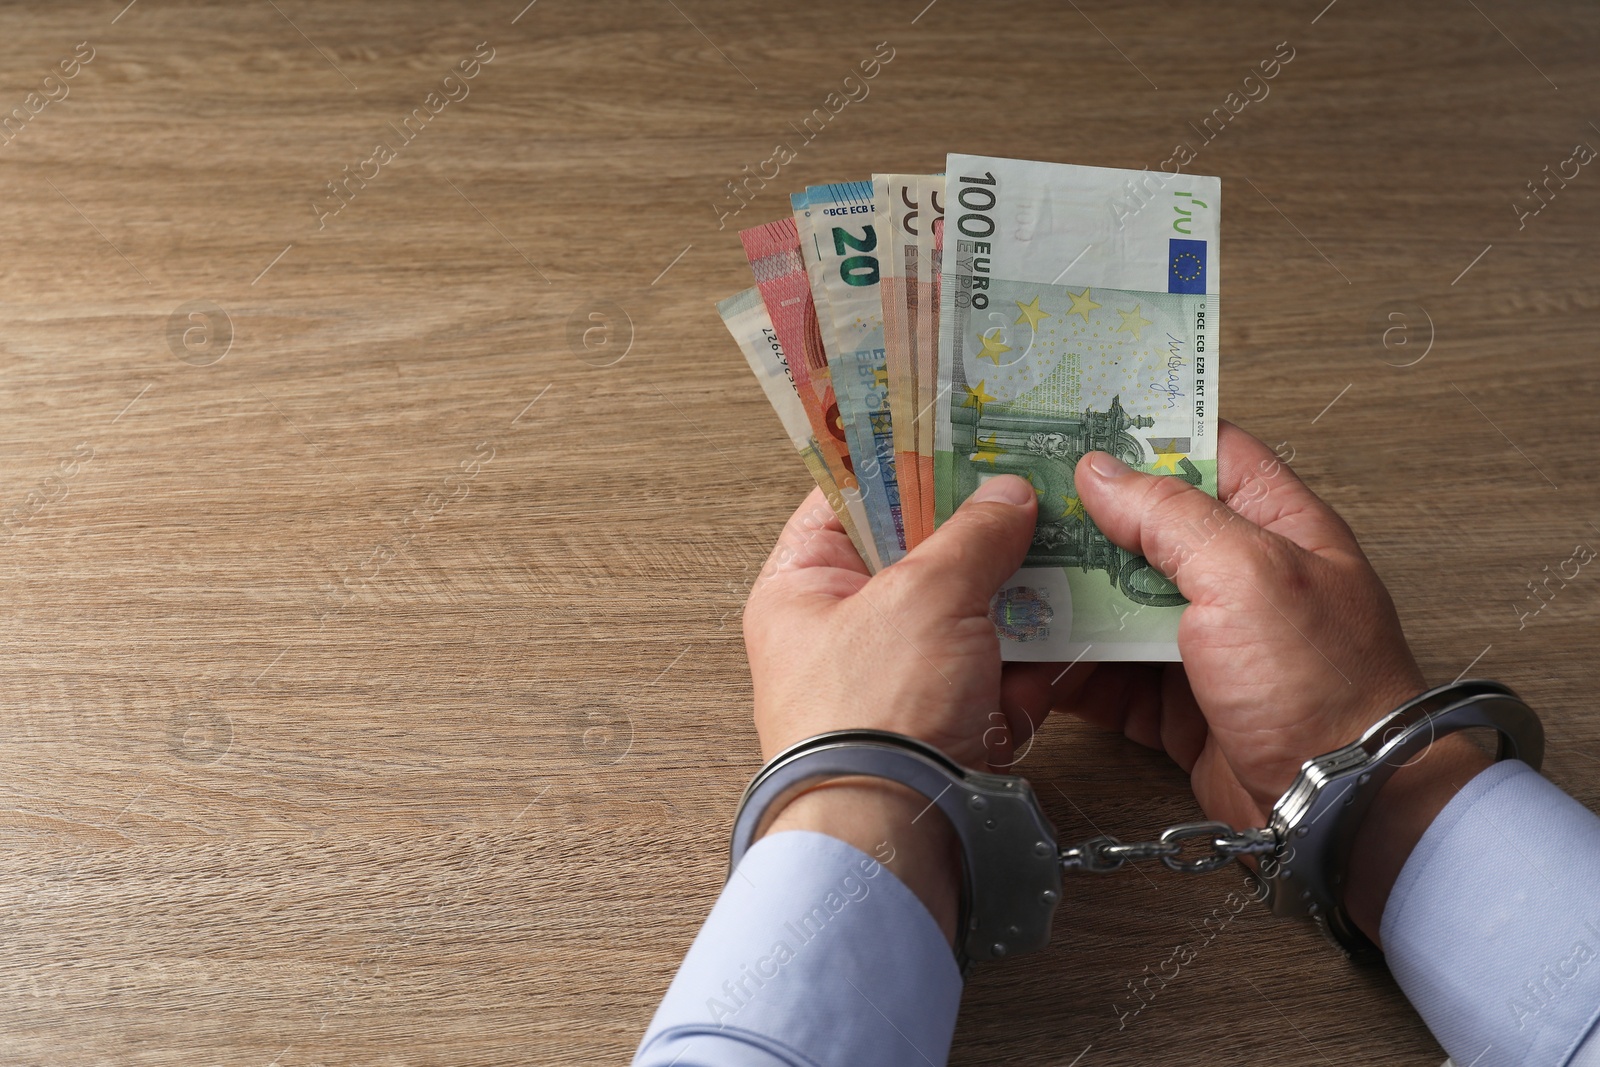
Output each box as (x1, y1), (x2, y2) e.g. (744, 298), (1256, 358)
(719, 154), (1221, 662)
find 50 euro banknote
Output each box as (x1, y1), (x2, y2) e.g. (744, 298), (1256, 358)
(936, 154), (1221, 662)
(914, 173), (944, 547)
(874, 174), (925, 549)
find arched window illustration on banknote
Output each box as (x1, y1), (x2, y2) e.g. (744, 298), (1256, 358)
(951, 396), (1195, 608)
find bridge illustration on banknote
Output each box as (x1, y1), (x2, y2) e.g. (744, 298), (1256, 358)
(950, 395), (1199, 609)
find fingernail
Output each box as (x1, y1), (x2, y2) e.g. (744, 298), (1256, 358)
(1086, 451), (1130, 479)
(969, 475), (1035, 507)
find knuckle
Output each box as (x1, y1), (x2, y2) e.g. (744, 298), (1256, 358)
(1143, 477), (1201, 529)
(742, 571), (772, 613)
(742, 563), (794, 630)
(874, 551), (936, 603)
(1142, 481), (1216, 557)
(1275, 546), (1315, 598)
(1230, 533), (1307, 598)
(1228, 551), (1273, 597)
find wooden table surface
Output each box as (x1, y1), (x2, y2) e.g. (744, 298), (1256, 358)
(3, 1), (1597, 1063)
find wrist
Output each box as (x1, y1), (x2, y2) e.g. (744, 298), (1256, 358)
(759, 776), (962, 945)
(1341, 732), (1494, 945)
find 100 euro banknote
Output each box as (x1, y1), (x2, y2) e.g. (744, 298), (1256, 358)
(936, 154), (1221, 661)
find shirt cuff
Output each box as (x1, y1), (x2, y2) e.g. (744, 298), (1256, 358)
(633, 829), (964, 1067)
(1382, 759), (1600, 1067)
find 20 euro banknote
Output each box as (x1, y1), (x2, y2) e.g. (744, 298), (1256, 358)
(798, 182), (906, 565)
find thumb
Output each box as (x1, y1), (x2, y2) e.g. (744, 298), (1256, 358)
(892, 474), (1038, 616)
(1074, 451), (1275, 601)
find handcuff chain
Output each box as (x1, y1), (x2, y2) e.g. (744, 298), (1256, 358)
(1058, 821), (1279, 875)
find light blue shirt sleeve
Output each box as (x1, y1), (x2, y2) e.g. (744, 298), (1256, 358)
(632, 829), (962, 1067)
(1383, 759), (1600, 1067)
(635, 760), (1600, 1067)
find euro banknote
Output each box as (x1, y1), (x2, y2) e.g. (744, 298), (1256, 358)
(913, 173), (944, 545)
(724, 154), (1220, 663)
(739, 216), (883, 572)
(936, 153), (1221, 661)
(798, 182), (905, 565)
(715, 287), (871, 563)
(875, 174), (924, 548)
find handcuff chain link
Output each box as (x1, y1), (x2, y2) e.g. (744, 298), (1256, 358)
(1058, 821), (1279, 875)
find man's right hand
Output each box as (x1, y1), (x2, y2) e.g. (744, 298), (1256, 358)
(1064, 421), (1490, 943)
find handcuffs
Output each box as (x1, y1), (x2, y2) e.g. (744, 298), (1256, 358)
(729, 680), (1543, 971)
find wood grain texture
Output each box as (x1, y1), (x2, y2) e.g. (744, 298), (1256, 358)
(1, 1), (1597, 1063)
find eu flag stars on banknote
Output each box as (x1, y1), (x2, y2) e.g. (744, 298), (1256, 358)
(721, 154), (1222, 662)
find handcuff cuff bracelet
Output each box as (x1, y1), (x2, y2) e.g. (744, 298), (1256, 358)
(728, 679), (1543, 971)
